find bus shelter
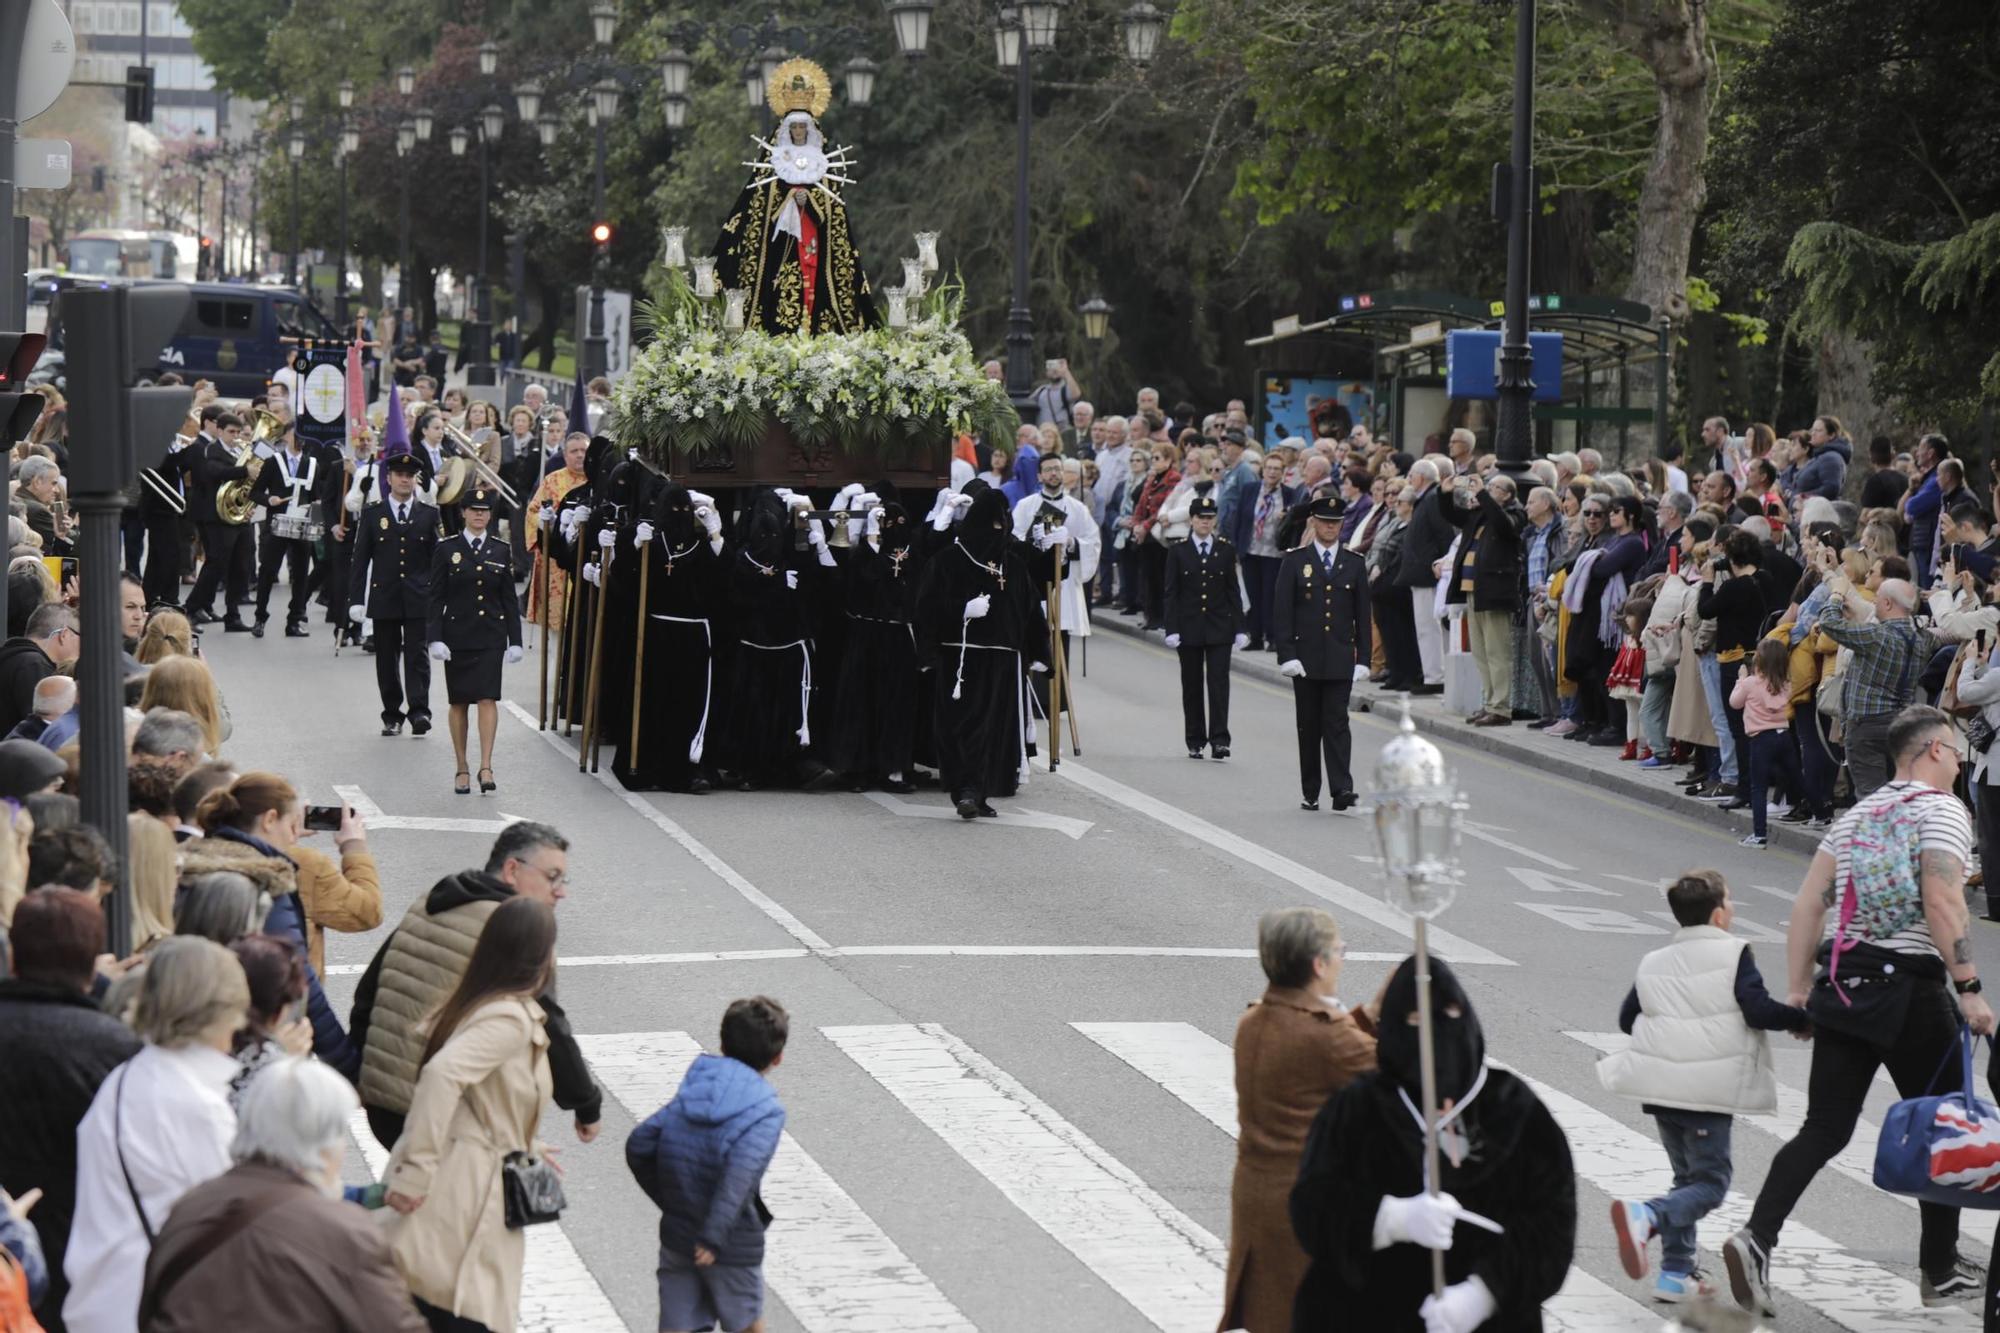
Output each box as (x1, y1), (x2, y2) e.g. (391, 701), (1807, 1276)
(1490, 293), (1671, 467)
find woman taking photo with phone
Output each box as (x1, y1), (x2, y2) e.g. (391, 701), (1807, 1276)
(385, 896), (559, 1333)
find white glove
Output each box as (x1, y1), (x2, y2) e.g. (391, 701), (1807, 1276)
(634, 521), (655, 545)
(773, 487), (797, 506)
(504, 645), (524, 664)
(925, 491), (954, 525)
(687, 490), (715, 508)
(582, 561), (600, 586)
(560, 507), (585, 541)
(428, 641), (450, 661)
(1353, 663), (1371, 683)
(1233, 633), (1249, 651)
(964, 594), (991, 620)
(538, 503), (556, 528)
(1029, 660), (1048, 674)
(806, 519), (829, 549)
(1420, 1278), (1497, 1333)
(349, 604), (367, 624)
(1164, 633), (1182, 648)
(949, 492), (974, 514)
(832, 483), (864, 511)
(697, 505), (721, 536)
(1279, 659), (1307, 679)
(1373, 1192), (1465, 1252)
(854, 491), (879, 513)
(1038, 524), (1071, 550)
(866, 506), (885, 538)
(597, 527), (617, 550)
(931, 499), (957, 532)
(784, 569), (799, 590)
(786, 493), (813, 515)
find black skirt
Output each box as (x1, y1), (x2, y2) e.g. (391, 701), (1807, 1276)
(444, 645), (504, 704)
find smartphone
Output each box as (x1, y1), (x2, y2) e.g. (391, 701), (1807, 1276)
(302, 804), (345, 832)
(1981, 629), (1990, 656)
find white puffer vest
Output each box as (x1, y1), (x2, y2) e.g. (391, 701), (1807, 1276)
(1597, 925), (1778, 1115)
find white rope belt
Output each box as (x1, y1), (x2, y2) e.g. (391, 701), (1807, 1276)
(652, 614), (713, 762)
(740, 638), (814, 746)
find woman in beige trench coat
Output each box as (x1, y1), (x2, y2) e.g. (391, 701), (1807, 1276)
(385, 897), (557, 1333)
(1220, 908), (1378, 1333)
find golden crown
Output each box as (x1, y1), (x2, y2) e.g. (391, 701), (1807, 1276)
(766, 57), (831, 118)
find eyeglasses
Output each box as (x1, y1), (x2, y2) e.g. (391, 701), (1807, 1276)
(521, 862), (569, 889)
(1582, 509), (1606, 518)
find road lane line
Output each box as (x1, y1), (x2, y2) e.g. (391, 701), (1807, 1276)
(1043, 758), (1513, 966)
(1506, 1066), (1976, 1329)
(345, 1109), (630, 1333)
(579, 1032), (978, 1333)
(503, 699), (834, 951)
(1565, 1031), (1910, 1210)
(322, 945), (1406, 977)
(1074, 1021), (1658, 1330)
(825, 1022), (1225, 1332)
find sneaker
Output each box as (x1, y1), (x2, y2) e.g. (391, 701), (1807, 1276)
(1920, 1260), (1982, 1307)
(1545, 720), (1579, 737)
(1740, 833), (1769, 849)
(1610, 1200), (1655, 1279)
(1805, 814), (1833, 830)
(1769, 799), (1792, 816)
(1637, 755), (1669, 769)
(1779, 805), (1815, 824)
(1653, 1269), (1716, 1304)
(1723, 1229), (1775, 1316)
(1699, 783), (1740, 803)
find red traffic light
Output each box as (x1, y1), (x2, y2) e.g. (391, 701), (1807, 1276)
(590, 222), (613, 245)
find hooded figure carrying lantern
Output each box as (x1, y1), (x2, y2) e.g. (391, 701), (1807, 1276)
(712, 59), (882, 336)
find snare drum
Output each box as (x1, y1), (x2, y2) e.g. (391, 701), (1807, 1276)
(270, 513), (326, 542)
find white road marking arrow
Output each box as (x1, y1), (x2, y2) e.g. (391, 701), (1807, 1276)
(863, 791), (1093, 840)
(332, 784), (525, 834)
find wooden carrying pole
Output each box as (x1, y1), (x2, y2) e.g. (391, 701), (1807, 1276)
(536, 518), (554, 730)
(561, 526), (586, 735)
(628, 537), (652, 766)
(1048, 543), (1082, 757)
(579, 543), (614, 772)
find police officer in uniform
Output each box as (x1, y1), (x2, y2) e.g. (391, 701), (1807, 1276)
(426, 488), (523, 795)
(348, 451), (440, 736)
(1162, 494), (1247, 758)
(1273, 494), (1372, 810)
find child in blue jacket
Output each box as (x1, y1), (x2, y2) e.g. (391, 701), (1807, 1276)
(627, 997), (788, 1333)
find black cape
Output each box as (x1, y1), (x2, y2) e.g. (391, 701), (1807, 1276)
(712, 179), (881, 335)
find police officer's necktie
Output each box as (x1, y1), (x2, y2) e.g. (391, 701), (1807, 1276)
(396, 504), (408, 525)
(470, 537), (482, 557)
(1321, 549), (1333, 575)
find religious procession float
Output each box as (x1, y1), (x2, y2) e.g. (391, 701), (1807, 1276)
(611, 58), (1017, 490)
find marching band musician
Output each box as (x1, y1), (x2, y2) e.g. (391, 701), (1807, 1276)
(617, 482), (726, 793)
(828, 494), (925, 792)
(410, 409), (462, 536)
(426, 488), (523, 796)
(917, 486), (1049, 819)
(348, 452), (439, 737)
(331, 425), (382, 648)
(186, 407), (253, 633)
(1162, 494), (1248, 760)
(248, 419), (331, 639)
(138, 413), (194, 606)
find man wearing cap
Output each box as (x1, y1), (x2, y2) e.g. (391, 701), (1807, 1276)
(1163, 495), (1248, 758)
(1272, 495), (1372, 810)
(427, 489), (524, 796)
(349, 452), (440, 737)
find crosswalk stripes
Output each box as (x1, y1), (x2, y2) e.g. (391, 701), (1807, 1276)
(1073, 1021), (1662, 1331)
(1508, 1067), (1980, 1330)
(1564, 1030), (1912, 1210)
(343, 1108), (628, 1333)
(824, 1022), (1228, 1333)
(576, 1032), (977, 1333)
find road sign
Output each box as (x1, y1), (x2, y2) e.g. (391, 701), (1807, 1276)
(17, 0), (76, 123)
(1444, 329), (1563, 403)
(16, 137), (69, 189)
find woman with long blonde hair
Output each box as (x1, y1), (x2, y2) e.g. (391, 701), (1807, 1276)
(127, 813), (178, 950)
(136, 609), (196, 664)
(139, 656), (227, 753)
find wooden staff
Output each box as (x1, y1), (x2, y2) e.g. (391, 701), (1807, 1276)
(1046, 546), (1063, 773)
(628, 534), (653, 767)
(580, 541), (615, 772)
(561, 518), (587, 735)
(536, 507), (553, 729)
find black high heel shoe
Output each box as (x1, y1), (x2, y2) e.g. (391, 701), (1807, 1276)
(478, 767), (496, 794)
(453, 770), (471, 796)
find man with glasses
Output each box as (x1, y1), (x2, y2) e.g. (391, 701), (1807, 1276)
(347, 820), (604, 1150)
(1725, 705), (1990, 1315)
(0, 603), (77, 736)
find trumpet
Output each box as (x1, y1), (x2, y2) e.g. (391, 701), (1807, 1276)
(214, 407), (282, 525)
(437, 421), (521, 509)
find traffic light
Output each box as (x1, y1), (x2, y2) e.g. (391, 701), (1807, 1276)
(591, 221), (613, 247)
(124, 65), (155, 123)
(60, 285), (192, 497)
(0, 333), (48, 443)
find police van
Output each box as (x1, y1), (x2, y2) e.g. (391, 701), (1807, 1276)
(141, 282), (342, 397)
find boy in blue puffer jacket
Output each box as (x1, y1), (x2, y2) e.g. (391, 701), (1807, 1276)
(627, 997), (788, 1333)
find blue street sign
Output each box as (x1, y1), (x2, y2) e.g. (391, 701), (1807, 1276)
(1444, 329), (1563, 403)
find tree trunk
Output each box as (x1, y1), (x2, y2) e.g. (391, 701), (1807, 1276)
(1614, 0), (1714, 326)
(1815, 327), (1897, 451)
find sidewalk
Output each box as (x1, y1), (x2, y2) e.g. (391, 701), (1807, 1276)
(1087, 608), (1826, 857)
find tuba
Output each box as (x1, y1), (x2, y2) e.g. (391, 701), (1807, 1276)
(214, 407), (282, 524)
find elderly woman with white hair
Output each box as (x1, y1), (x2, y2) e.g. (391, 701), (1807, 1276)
(16, 455), (67, 556)
(135, 1058), (427, 1329)
(64, 937), (248, 1333)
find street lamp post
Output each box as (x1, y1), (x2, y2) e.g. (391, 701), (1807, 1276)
(1494, 0), (1538, 482)
(582, 79), (619, 382)
(286, 128), (303, 287)
(396, 119), (415, 307)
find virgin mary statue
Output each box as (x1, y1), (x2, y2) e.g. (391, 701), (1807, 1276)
(712, 58), (882, 336)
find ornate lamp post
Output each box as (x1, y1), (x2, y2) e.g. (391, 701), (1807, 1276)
(995, 3), (1063, 409)
(1078, 294), (1113, 341)
(396, 119), (415, 310)
(1495, 0), (1538, 483)
(1367, 701), (1468, 1298)
(285, 118), (303, 287)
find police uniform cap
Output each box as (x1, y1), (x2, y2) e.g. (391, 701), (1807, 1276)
(461, 488), (496, 511)
(384, 451), (422, 473)
(1189, 495), (1219, 519)
(1306, 494), (1345, 521)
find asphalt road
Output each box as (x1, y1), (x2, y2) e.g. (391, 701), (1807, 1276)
(200, 594), (1999, 1333)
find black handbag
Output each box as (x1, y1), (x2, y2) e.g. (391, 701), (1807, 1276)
(500, 1150), (565, 1228)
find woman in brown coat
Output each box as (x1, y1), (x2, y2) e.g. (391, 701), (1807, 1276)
(1219, 907), (1378, 1333)
(386, 896), (557, 1333)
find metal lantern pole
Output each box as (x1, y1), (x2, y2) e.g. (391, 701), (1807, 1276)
(1003, 32), (1034, 408)
(336, 147), (350, 326)
(1411, 912), (1445, 1297)
(1494, 0), (1538, 483)
(583, 110), (609, 381)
